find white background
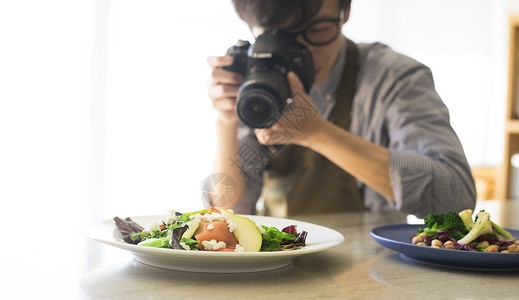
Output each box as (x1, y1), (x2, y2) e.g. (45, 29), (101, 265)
(1, 0), (519, 224)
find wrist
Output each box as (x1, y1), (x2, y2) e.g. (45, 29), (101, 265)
(216, 118), (239, 145)
(216, 117), (238, 131)
(215, 110), (239, 127)
(297, 117), (328, 148)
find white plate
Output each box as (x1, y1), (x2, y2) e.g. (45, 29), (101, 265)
(85, 214), (345, 273)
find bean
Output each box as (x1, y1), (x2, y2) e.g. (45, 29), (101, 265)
(431, 239), (443, 248)
(508, 244), (519, 253)
(443, 241), (458, 250)
(484, 245), (499, 252)
(412, 233), (426, 245)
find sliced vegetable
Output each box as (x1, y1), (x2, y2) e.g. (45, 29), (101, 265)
(182, 218), (201, 240)
(260, 225), (296, 251)
(169, 225), (188, 250)
(139, 237), (169, 248)
(113, 216), (145, 244)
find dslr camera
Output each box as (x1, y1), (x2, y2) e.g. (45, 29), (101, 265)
(223, 30), (314, 128)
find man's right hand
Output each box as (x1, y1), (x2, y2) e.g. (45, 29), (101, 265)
(206, 56), (244, 125)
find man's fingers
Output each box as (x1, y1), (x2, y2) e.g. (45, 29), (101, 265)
(207, 55), (233, 68)
(254, 124), (290, 145)
(208, 84), (240, 99)
(207, 68), (243, 86)
(287, 71), (305, 96)
(212, 97), (236, 112)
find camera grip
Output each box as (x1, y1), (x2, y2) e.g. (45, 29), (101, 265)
(221, 40), (250, 76)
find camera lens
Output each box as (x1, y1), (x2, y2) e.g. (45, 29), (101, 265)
(236, 68), (290, 128)
(236, 88), (280, 128)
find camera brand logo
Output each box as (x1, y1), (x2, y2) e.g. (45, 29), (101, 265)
(201, 173), (237, 206)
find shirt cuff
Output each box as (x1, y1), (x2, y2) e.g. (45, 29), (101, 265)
(389, 150), (435, 217)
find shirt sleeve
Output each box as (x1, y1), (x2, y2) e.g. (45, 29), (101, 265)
(384, 65), (476, 218)
(353, 43), (476, 218)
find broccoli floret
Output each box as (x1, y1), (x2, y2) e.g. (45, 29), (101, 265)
(450, 231), (465, 241)
(491, 220), (517, 242)
(458, 209), (474, 231)
(457, 211), (494, 245)
(424, 213), (445, 229)
(422, 211), (467, 235)
(441, 211), (467, 232)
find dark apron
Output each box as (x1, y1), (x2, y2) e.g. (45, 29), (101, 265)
(258, 38), (364, 217)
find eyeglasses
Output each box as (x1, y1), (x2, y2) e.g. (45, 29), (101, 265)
(289, 9), (345, 46)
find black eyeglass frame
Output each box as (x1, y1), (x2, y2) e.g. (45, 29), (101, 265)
(287, 8), (345, 46)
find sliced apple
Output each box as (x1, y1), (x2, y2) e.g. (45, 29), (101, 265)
(220, 209), (262, 252)
(182, 218), (201, 239)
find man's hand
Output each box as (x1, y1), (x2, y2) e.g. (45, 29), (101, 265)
(206, 56), (244, 125)
(254, 71), (324, 147)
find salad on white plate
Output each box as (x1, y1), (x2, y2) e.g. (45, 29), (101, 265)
(114, 207), (308, 253)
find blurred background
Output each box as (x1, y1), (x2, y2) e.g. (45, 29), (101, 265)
(1, 0), (519, 225)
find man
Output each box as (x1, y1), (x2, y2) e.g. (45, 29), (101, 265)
(205, 0), (476, 218)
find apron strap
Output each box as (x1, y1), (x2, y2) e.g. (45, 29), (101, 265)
(334, 38), (359, 129)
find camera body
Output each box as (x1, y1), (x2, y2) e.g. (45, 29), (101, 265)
(223, 31), (314, 128)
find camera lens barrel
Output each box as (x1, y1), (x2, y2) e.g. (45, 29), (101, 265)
(236, 69), (290, 128)
(236, 89), (280, 129)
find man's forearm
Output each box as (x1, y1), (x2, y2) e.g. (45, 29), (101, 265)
(211, 119), (244, 208)
(306, 119), (395, 202)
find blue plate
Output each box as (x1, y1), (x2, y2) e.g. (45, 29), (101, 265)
(370, 224), (519, 270)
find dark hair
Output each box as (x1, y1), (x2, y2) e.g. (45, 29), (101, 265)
(232, 0), (351, 29)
